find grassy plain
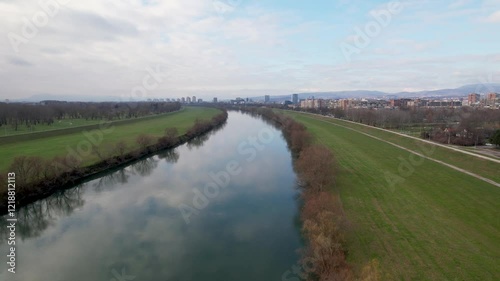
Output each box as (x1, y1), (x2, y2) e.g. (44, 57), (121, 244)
(312, 114), (500, 183)
(285, 111), (500, 280)
(0, 107), (220, 171)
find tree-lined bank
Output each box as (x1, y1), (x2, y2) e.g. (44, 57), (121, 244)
(0, 107), (227, 213)
(0, 110), (302, 281)
(235, 107), (353, 281)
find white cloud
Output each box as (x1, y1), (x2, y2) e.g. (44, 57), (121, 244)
(0, 0), (498, 100)
(485, 10), (500, 22)
(448, 0), (472, 9)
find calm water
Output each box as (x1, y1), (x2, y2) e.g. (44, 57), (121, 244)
(0, 111), (302, 281)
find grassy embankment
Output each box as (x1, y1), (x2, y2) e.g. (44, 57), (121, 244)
(0, 107), (220, 172)
(284, 111), (500, 281)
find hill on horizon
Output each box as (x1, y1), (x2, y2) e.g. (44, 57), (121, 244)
(9, 83), (500, 103)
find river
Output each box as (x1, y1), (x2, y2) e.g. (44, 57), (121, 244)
(0, 111), (302, 281)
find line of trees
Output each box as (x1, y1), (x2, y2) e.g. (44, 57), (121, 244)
(236, 106), (353, 281)
(0, 101), (181, 131)
(491, 130), (500, 147)
(293, 106), (500, 146)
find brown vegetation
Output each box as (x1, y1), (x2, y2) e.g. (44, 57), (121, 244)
(359, 259), (382, 281)
(296, 146), (336, 192)
(236, 106), (352, 281)
(115, 141), (128, 159)
(158, 128), (178, 147)
(165, 127), (178, 139)
(9, 156), (45, 189)
(136, 134), (155, 151)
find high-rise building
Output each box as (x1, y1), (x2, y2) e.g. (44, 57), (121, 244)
(339, 99), (350, 110)
(264, 95), (270, 103)
(487, 93), (498, 106)
(192, 96), (196, 103)
(186, 97), (191, 103)
(468, 93), (480, 105)
(390, 99), (402, 107)
(292, 94), (299, 104)
(181, 97), (186, 103)
(213, 97), (218, 103)
(315, 99), (326, 109)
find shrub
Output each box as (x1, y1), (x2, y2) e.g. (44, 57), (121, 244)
(237, 107), (352, 281)
(9, 156), (45, 188)
(301, 192), (350, 281)
(52, 155), (82, 173)
(115, 141), (128, 158)
(158, 128), (179, 147)
(136, 134), (154, 150)
(164, 127), (178, 139)
(296, 145), (335, 192)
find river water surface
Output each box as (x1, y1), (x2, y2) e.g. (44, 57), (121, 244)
(0, 111), (302, 281)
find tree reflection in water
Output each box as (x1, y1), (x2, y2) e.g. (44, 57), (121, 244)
(157, 149), (180, 163)
(186, 122), (227, 151)
(93, 158), (159, 192)
(132, 157), (159, 177)
(186, 134), (210, 150)
(0, 184), (85, 243)
(93, 169), (133, 192)
(0, 125), (224, 244)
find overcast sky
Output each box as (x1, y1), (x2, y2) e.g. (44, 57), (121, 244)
(1, 0), (499, 101)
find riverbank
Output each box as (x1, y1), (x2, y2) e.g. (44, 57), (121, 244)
(283, 110), (500, 280)
(232, 106), (352, 281)
(0, 110), (302, 281)
(0, 108), (228, 214)
(0, 107), (220, 171)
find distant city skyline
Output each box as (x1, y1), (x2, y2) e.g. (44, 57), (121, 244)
(1, 0), (499, 100)
(6, 82), (499, 103)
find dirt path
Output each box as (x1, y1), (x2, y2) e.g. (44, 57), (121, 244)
(300, 113), (500, 188)
(318, 114), (500, 164)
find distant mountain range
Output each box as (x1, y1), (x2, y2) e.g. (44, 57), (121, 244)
(9, 83), (500, 103)
(13, 93), (122, 103)
(257, 83), (500, 102)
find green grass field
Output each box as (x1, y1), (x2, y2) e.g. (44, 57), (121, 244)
(315, 115), (500, 183)
(0, 107), (220, 171)
(285, 111), (500, 280)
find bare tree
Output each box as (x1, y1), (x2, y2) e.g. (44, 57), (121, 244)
(136, 134), (154, 150)
(114, 141), (128, 158)
(296, 145), (335, 192)
(164, 127), (178, 139)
